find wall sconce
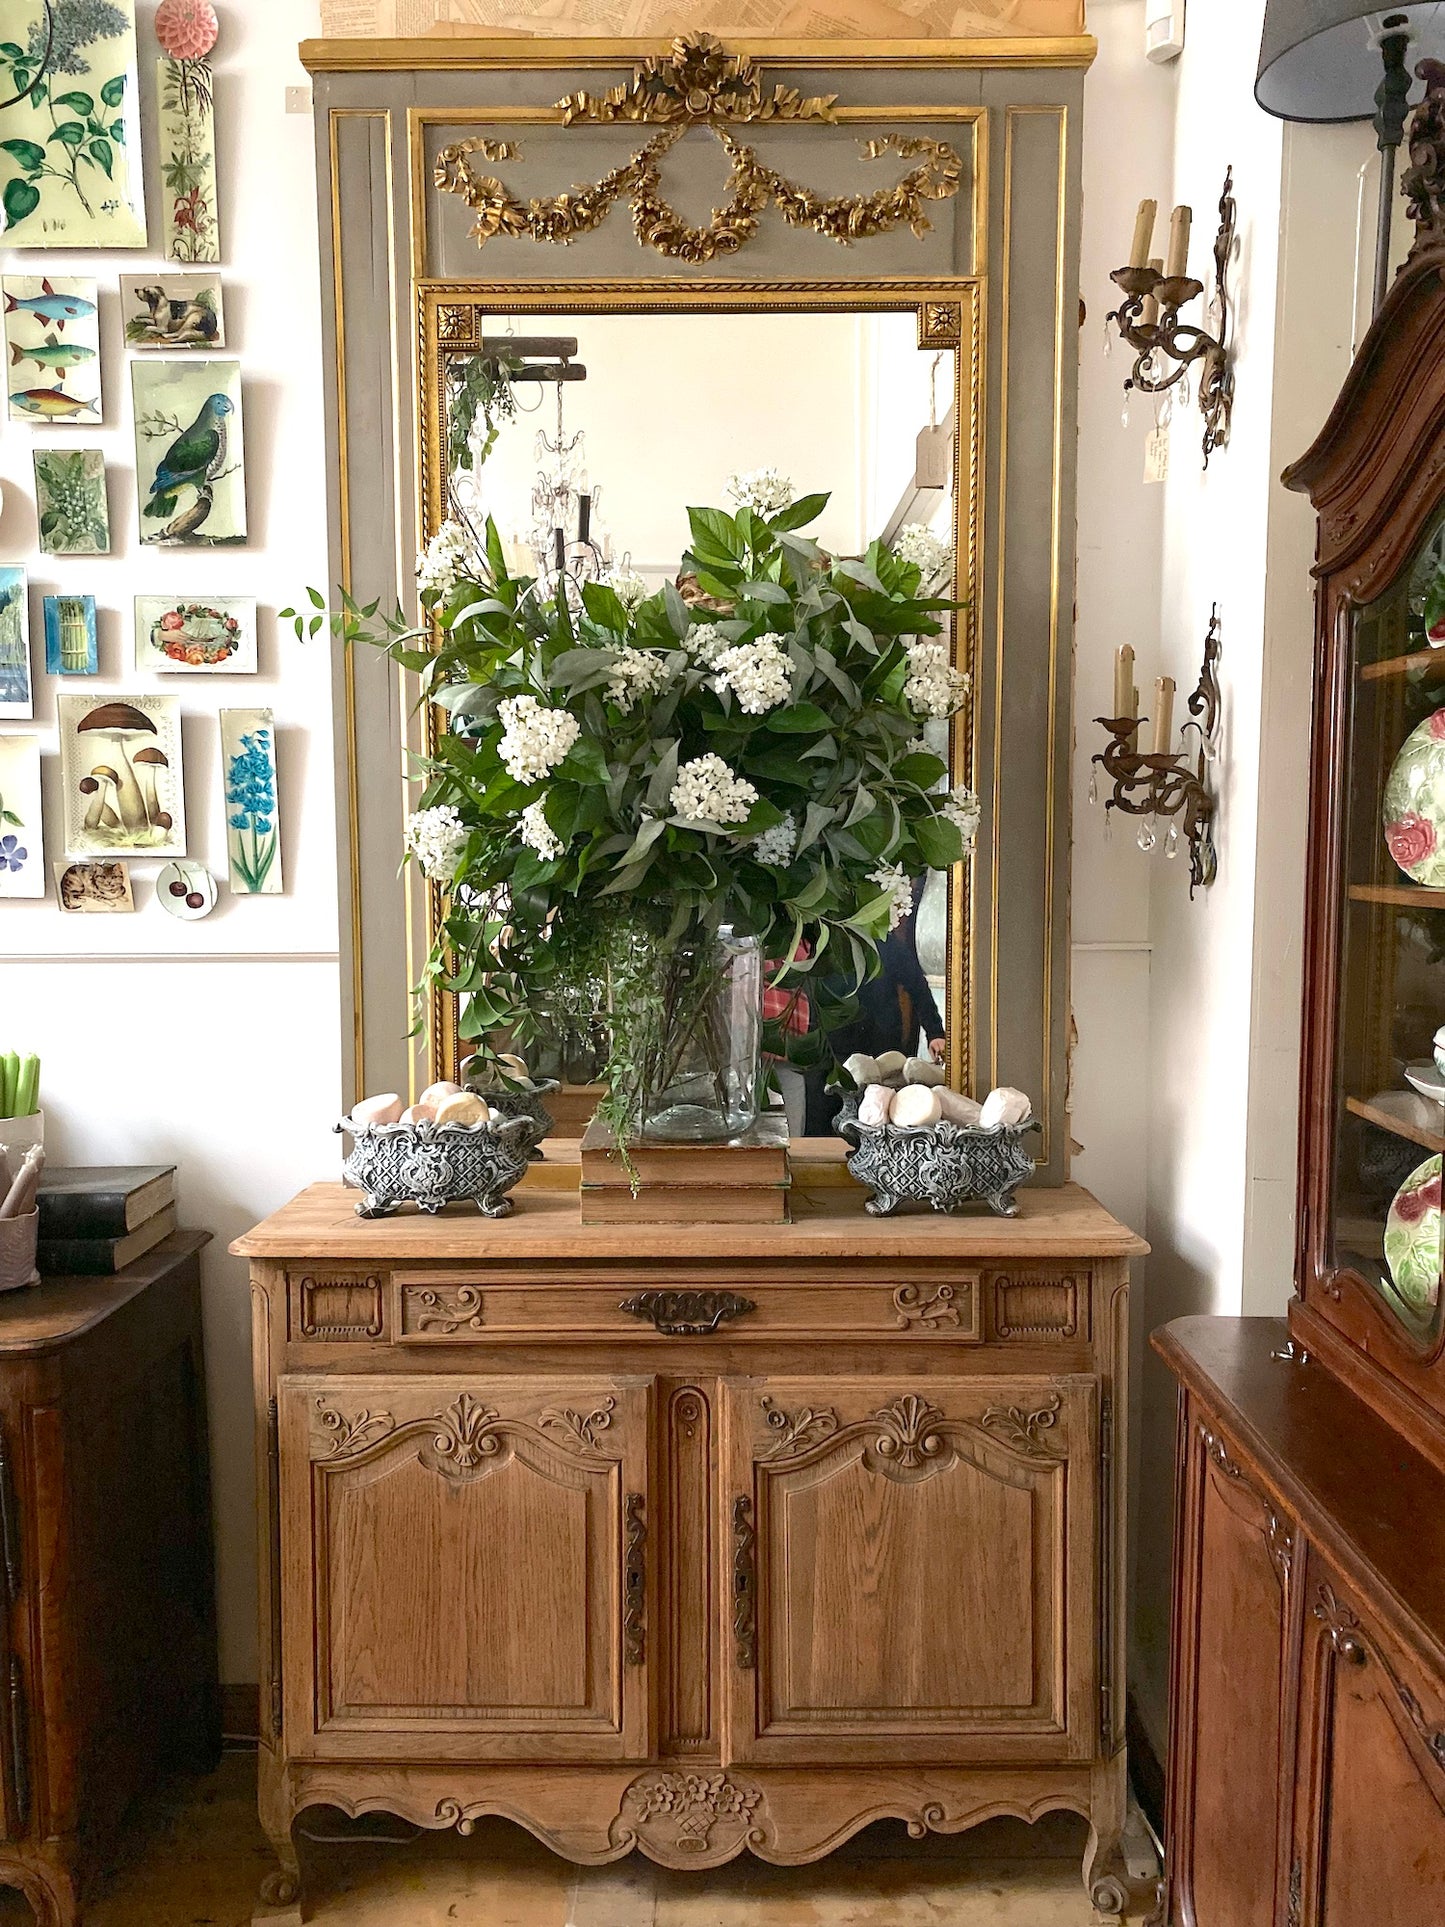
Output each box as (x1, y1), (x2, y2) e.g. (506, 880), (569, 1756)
(1091, 606), (1222, 896)
(1105, 168), (1236, 468)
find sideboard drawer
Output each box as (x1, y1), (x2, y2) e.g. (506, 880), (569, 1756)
(391, 1272), (982, 1344)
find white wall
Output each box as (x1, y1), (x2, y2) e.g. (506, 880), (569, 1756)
(0, 1), (333, 1682)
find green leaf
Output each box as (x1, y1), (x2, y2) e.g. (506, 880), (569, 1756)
(617, 815), (668, 869)
(896, 751), (948, 789)
(52, 90), (94, 115)
(87, 137), (114, 177)
(1, 177), (40, 226)
(767, 491), (829, 533)
(766, 702), (833, 734)
(101, 75), (128, 108)
(740, 580), (790, 605)
(914, 813), (964, 869)
(687, 505), (744, 560)
(663, 582), (691, 640)
(646, 741), (679, 812)
(556, 735), (609, 785)
(0, 139), (45, 171)
(580, 581), (627, 632)
(50, 121), (87, 148)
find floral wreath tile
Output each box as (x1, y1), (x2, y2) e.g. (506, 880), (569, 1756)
(55, 859), (134, 912)
(44, 592), (98, 675)
(0, 734), (43, 900)
(0, 568), (32, 719)
(3, 276), (101, 423)
(33, 447), (110, 555)
(0, 2), (147, 249)
(120, 271), (224, 348)
(58, 690), (186, 861)
(134, 593), (255, 672)
(158, 54), (218, 264)
(131, 356), (246, 546)
(220, 706), (281, 894)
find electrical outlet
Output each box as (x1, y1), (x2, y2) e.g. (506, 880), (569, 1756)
(286, 85), (312, 114)
(1145, 0), (1185, 63)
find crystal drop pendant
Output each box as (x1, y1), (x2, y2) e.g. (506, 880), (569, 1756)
(1165, 822), (1180, 859)
(1103, 809), (1113, 844)
(1180, 368), (1193, 408)
(1121, 391), (1131, 429)
(1088, 766), (1099, 807)
(1138, 816), (1157, 853)
(1102, 317), (1114, 358)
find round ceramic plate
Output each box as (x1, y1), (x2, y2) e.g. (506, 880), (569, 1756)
(1404, 1062), (1445, 1102)
(1384, 1152), (1443, 1317)
(1383, 707), (1445, 885)
(156, 861), (217, 920)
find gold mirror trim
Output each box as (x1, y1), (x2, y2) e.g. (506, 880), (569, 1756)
(302, 37), (1098, 77)
(412, 276), (982, 1095)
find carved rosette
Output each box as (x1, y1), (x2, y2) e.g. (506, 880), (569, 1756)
(1403, 59), (1445, 245)
(866, 1394), (948, 1475)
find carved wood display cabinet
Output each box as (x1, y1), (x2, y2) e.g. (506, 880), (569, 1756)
(1153, 72), (1445, 1927)
(235, 1174), (1144, 1923)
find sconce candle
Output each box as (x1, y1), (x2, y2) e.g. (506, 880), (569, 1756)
(1152, 676), (1176, 755)
(1140, 257), (1163, 328)
(1114, 642), (1135, 717)
(1130, 198), (1158, 269)
(1165, 205), (1192, 280)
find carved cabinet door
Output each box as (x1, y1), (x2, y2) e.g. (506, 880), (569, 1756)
(277, 1373), (652, 1762)
(721, 1375), (1097, 1766)
(1291, 1556), (1445, 1927)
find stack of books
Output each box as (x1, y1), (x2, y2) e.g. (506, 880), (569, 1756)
(36, 1165), (177, 1276)
(579, 1114), (791, 1224)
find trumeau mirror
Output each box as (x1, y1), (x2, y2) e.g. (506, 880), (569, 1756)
(305, 32), (1089, 1180)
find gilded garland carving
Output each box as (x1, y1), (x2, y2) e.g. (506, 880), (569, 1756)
(433, 34), (963, 266)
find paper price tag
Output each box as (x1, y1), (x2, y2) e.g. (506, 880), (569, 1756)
(1144, 427), (1170, 484)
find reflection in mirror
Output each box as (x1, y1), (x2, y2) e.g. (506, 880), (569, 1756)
(439, 309), (962, 1134)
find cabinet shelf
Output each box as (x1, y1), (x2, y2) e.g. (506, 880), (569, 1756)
(1345, 1095), (1445, 1155)
(1347, 882), (1445, 907)
(1358, 645), (1445, 682)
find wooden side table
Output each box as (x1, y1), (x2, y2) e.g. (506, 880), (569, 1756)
(0, 1231), (220, 1926)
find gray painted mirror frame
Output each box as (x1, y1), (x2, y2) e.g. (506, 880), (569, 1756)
(303, 34), (1091, 1181)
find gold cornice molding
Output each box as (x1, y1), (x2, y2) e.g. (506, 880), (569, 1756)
(300, 36), (1098, 76)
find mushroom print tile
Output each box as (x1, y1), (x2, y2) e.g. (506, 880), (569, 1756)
(44, 593), (98, 675)
(2, 277), (101, 424)
(58, 692), (186, 861)
(0, 735), (43, 900)
(120, 273), (224, 348)
(55, 860), (134, 912)
(220, 706), (281, 894)
(135, 594), (255, 672)
(33, 448), (110, 556)
(0, 2), (147, 249)
(0, 569), (33, 719)
(131, 357), (245, 547)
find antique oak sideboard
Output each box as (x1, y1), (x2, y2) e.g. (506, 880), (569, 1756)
(235, 1161), (1145, 1923)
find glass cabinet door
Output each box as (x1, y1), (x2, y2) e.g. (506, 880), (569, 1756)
(1333, 508), (1445, 1341)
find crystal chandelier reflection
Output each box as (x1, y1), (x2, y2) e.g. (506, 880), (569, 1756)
(530, 380), (611, 602)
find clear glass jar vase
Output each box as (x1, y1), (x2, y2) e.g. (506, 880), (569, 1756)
(632, 926), (762, 1143)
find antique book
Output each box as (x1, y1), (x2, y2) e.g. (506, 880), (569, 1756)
(37, 1164), (176, 1238)
(39, 1206), (177, 1276)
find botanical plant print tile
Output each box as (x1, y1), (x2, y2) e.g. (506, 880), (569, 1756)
(0, 734), (43, 900)
(220, 707), (282, 894)
(33, 447), (110, 555)
(0, 1), (147, 249)
(3, 276), (101, 422)
(135, 594), (256, 672)
(44, 592), (98, 674)
(131, 357), (246, 546)
(57, 690), (186, 861)
(120, 271), (224, 348)
(158, 55), (218, 263)
(0, 569), (33, 719)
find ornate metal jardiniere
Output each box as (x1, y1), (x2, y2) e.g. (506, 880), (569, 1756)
(336, 1114), (542, 1219)
(834, 1093), (1039, 1218)
(467, 1078), (560, 1159)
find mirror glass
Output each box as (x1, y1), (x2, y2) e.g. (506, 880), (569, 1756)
(439, 309), (963, 1131)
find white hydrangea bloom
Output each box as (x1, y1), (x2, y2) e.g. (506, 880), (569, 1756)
(713, 637), (792, 715)
(602, 567), (649, 613)
(725, 466), (794, 516)
(519, 798), (563, 860)
(404, 804), (468, 882)
(942, 784), (981, 854)
(751, 813), (798, 866)
(416, 519), (473, 601)
(605, 647), (673, 715)
(905, 736), (930, 759)
(497, 694), (581, 785)
(903, 638), (971, 720)
(893, 522), (953, 579)
(868, 861), (913, 933)
(670, 754), (759, 828)
(686, 621), (732, 668)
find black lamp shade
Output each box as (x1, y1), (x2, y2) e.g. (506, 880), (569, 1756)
(1256, 2), (1444, 120)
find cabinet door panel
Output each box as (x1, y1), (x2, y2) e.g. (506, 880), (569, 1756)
(278, 1373), (651, 1762)
(722, 1375), (1096, 1765)
(1298, 1560), (1445, 1927)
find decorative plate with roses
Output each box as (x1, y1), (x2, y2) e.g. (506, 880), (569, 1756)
(1384, 1152), (1442, 1315)
(1383, 707), (1445, 887)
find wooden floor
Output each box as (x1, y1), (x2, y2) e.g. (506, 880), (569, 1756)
(0, 1752), (1159, 1925)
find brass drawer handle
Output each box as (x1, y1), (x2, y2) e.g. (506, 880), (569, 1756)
(623, 1493), (646, 1668)
(732, 1495), (757, 1670)
(618, 1290), (756, 1336)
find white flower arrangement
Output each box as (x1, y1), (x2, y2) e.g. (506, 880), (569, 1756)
(605, 646), (674, 714)
(893, 522), (954, 579)
(904, 638), (971, 720)
(942, 784), (981, 853)
(868, 860), (914, 932)
(404, 804), (468, 882)
(726, 466), (795, 516)
(713, 637), (792, 715)
(602, 567), (649, 613)
(752, 813), (798, 866)
(417, 519), (472, 602)
(519, 798), (564, 860)
(686, 621), (732, 668)
(497, 694), (581, 785)
(670, 754), (759, 827)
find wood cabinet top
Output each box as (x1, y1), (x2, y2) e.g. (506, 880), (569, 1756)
(0, 1230), (209, 1356)
(231, 1165), (1146, 1262)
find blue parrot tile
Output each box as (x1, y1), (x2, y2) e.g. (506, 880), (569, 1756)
(131, 356), (247, 547)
